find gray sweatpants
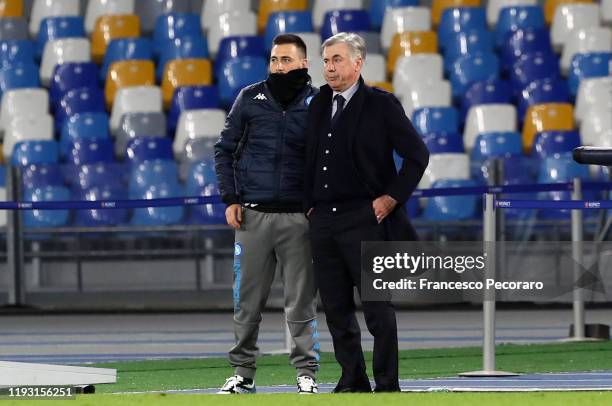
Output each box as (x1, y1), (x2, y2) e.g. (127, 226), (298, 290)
(229, 208), (319, 380)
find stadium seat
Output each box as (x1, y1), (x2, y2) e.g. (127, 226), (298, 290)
(532, 130), (581, 158)
(3, 113), (53, 160)
(545, 0), (593, 25)
(174, 109), (226, 157)
(126, 136), (173, 163)
(0, 18), (28, 41)
(40, 38), (91, 87)
(551, 4), (600, 52)
(0, 63), (39, 101)
(392, 54), (444, 99)
(412, 107), (459, 136)
(161, 59), (212, 108)
(495, 5), (545, 48)
(419, 152), (470, 189)
(450, 52), (500, 98)
(0, 0), (23, 17)
(522, 102), (575, 152)
(75, 162), (124, 190)
(29, 0), (79, 37)
(116, 112), (167, 156)
(568, 52), (612, 97)
(438, 7), (487, 51)
(487, 0), (537, 28)
(387, 31), (438, 76)
(574, 77), (612, 123)
(36, 16), (85, 59)
(105, 60), (155, 110)
(214, 35), (265, 77)
(110, 85), (162, 133)
(157, 35), (208, 81)
(264, 11), (314, 52)
(401, 80), (452, 117)
(207, 10), (257, 58)
(361, 54), (386, 83)
(135, 0), (190, 34)
(296, 32), (322, 59)
(129, 158), (179, 195)
(370, 0), (419, 30)
(432, 0), (481, 28)
(179, 137), (215, 180)
(471, 131), (522, 162)
(518, 78), (570, 121)
(460, 79), (513, 122)
(101, 38), (153, 82)
(359, 31), (382, 54)
(200, 0), (251, 32)
(424, 179), (480, 221)
(21, 163), (64, 189)
(73, 185), (129, 226)
(65, 138), (115, 165)
(56, 86), (106, 133)
(130, 182), (184, 226)
(186, 160), (225, 224)
(320, 9), (371, 42)
(422, 132), (464, 153)
(510, 51), (560, 94)
(11, 140), (59, 166)
(168, 85), (220, 134)
(218, 56), (267, 109)
(60, 112), (110, 158)
(85, 0), (135, 34)
(49, 62), (99, 106)
(152, 12), (202, 57)
(0, 88), (48, 134)
(603, 0), (612, 26)
(308, 55), (326, 87)
(312, 0), (363, 30)
(381, 6), (432, 51)
(258, 0), (308, 33)
(561, 27), (612, 75)
(464, 103), (517, 151)
(500, 27), (553, 72)
(91, 14), (141, 64)
(23, 185), (71, 228)
(580, 108), (612, 146)
(443, 29), (494, 73)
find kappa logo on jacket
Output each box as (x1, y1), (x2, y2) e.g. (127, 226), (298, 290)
(253, 93), (267, 101)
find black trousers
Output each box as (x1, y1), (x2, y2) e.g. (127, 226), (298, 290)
(309, 201), (399, 391)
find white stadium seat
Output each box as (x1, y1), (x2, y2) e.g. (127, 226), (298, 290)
(603, 0), (612, 26)
(308, 56), (326, 88)
(207, 10), (257, 57)
(40, 38), (91, 87)
(392, 54), (444, 99)
(361, 53), (386, 83)
(0, 88), (49, 135)
(561, 27), (612, 75)
(419, 153), (470, 190)
(3, 114), (54, 160)
(551, 4), (602, 52)
(381, 6), (431, 51)
(296, 32), (322, 59)
(580, 108), (612, 146)
(464, 104), (517, 151)
(201, 0), (251, 32)
(29, 0), (80, 37)
(312, 0), (363, 30)
(85, 0), (136, 34)
(110, 86), (162, 133)
(487, 0), (537, 28)
(401, 80), (451, 118)
(174, 108), (226, 157)
(575, 77), (612, 123)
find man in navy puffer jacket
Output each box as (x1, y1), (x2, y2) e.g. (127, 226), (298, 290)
(214, 34), (320, 395)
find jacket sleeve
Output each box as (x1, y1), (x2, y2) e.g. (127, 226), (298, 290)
(382, 93), (430, 204)
(214, 89), (247, 206)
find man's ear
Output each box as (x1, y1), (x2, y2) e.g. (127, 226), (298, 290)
(301, 58), (309, 69)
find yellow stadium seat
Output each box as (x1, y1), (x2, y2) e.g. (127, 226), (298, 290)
(544, 0), (593, 25)
(368, 81), (394, 93)
(522, 103), (575, 152)
(91, 14), (140, 63)
(105, 60), (155, 110)
(387, 31), (438, 76)
(161, 59), (212, 108)
(432, 0), (480, 27)
(258, 0), (308, 33)
(0, 0), (23, 17)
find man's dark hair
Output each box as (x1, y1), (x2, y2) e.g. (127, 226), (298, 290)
(272, 34), (307, 58)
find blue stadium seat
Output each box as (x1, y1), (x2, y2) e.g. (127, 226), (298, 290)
(0, 17), (28, 41)
(517, 78), (570, 121)
(157, 35), (208, 81)
(126, 137), (174, 164)
(471, 131), (523, 162)
(495, 155), (538, 221)
(168, 85), (220, 134)
(510, 51), (560, 95)
(21, 164), (64, 189)
(186, 160), (225, 224)
(56, 87), (105, 133)
(36, 16), (85, 59)
(60, 112), (110, 158)
(423, 179), (480, 221)
(73, 185), (129, 226)
(23, 185), (70, 228)
(495, 6), (545, 48)
(11, 140), (59, 166)
(443, 29), (494, 73)
(568, 52), (612, 97)
(215, 36), (266, 78)
(500, 28), (553, 73)
(450, 52), (499, 98)
(50, 62), (99, 106)
(0, 39), (34, 68)
(75, 162), (125, 190)
(0, 165), (5, 187)
(65, 138), (114, 166)
(129, 159), (180, 196)
(422, 132), (464, 154)
(130, 181), (184, 226)
(412, 107), (459, 136)
(532, 130), (581, 159)
(264, 11), (314, 52)
(218, 56), (268, 109)
(0, 63), (38, 100)
(461, 79), (513, 122)
(320, 10), (371, 42)
(370, 0), (419, 30)
(101, 38), (153, 82)
(405, 197), (420, 218)
(153, 13), (202, 57)
(438, 7), (487, 52)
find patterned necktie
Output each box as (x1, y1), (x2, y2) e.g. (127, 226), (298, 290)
(331, 94), (345, 127)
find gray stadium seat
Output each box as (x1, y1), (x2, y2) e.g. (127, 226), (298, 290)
(179, 137), (215, 181)
(358, 31), (381, 55)
(0, 18), (28, 41)
(136, 0), (191, 34)
(116, 112), (167, 157)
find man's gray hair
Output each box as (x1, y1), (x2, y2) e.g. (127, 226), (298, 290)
(321, 32), (367, 61)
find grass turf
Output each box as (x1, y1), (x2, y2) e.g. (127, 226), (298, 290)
(88, 341), (612, 394)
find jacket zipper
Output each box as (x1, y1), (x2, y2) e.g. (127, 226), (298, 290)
(274, 110), (286, 201)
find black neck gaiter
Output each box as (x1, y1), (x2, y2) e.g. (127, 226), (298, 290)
(266, 68), (310, 108)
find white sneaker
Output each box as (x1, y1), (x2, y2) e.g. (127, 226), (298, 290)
(217, 375), (256, 394)
(297, 375), (318, 394)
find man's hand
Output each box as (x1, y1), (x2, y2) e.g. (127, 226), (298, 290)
(225, 204), (243, 229)
(372, 195), (397, 223)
